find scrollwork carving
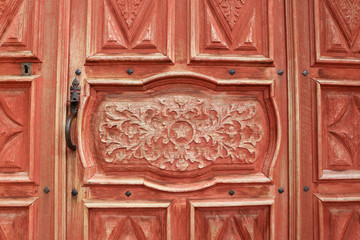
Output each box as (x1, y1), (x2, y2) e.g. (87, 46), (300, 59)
(99, 95), (265, 171)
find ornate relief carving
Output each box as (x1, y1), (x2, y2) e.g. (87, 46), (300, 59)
(115, 0), (145, 29)
(326, 0), (360, 46)
(99, 96), (265, 171)
(217, 0), (245, 29)
(325, 94), (360, 169)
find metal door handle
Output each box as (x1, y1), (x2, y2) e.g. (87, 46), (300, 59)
(66, 111), (77, 150)
(66, 78), (80, 150)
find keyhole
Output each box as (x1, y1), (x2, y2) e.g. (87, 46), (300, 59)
(24, 65), (28, 74)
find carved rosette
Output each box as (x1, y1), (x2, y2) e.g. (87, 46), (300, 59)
(99, 95), (265, 171)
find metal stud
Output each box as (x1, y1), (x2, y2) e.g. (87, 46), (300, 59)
(75, 69), (82, 75)
(303, 186), (310, 192)
(302, 70), (308, 76)
(278, 187), (285, 194)
(277, 69), (284, 75)
(127, 69), (134, 75)
(71, 189), (78, 196)
(228, 190), (235, 196)
(229, 69), (236, 75)
(43, 187), (50, 193)
(125, 190), (132, 197)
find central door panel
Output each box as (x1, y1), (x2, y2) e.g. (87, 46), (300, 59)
(67, 0), (288, 239)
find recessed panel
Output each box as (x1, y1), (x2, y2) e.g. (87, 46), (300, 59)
(0, 79), (35, 182)
(190, 199), (272, 240)
(315, 195), (360, 240)
(315, 79), (360, 180)
(0, 0), (43, 60)
(87, 0), (174, 62)
(190, 0), (271, 63)
(80, 77), (279, 187)
(85, 201), (170, 240)
(313, 0), (360, 64)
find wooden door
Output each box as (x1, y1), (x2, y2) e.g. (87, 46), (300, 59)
(289, 0), (360, 239)
(0, 0), (66, 239)
(67, 0), (288, 239)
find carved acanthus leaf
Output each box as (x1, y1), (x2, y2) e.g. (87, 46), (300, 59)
(99, 96), (265, 171)
(116, 0), (145, 28)
(217, 0), (245, 29)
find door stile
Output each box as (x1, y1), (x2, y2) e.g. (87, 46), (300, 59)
(285, 0), (300, 239)
(54, 0), (71, 239)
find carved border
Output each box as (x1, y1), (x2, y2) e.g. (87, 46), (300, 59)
(313, 194), (360, 240)
(311, 0), (360, 65)
(314, 78), (360, 180)
(189, 0), (273, 64)
(86, 0), (175, 63)
(83, 200), (171, 240)
(189, 198), (274, 240)
(76, 72), (281, 191)
(0, 197), (38, 240)
(0, 76), (39, 183)
(0, 0), (43, 61)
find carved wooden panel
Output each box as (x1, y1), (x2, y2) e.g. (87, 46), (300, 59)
(313, 0), (360, 64)
(0, 0), (42, 60)
(189, 198), (273, 240)
(0, 198), (37, 240)
(86, 0), (174, 62)
(314, 195), (360, 240)
(315, 79), (360, 180)
(190, 0), (272, 63)
(0, 77), (37, 182)
(85, 201), (170, 240)
(78, 74), (279, 189)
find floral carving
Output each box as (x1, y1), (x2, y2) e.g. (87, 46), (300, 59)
(116, 0), (145, 28)
(99, 96), (265, 171)
(326, 0), (360, 46)
(217, 0), (245, 29)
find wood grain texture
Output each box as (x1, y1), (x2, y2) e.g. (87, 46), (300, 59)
(67, 0), (288, 239)
(315, 79), (360, 180)
(312, 0), (360, 64)
(0, 0), (43, 61)
(314, 194), (360, 240)
(77, 75), (280, 191)
(190, 0), (273, 63)
(86, 0), (174, 62)
(294, 0), (360, 239)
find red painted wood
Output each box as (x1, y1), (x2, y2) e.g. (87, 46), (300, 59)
(0, 0), (61, 239)
(292, 0), (360, 239)
(67, 0), (288, 239)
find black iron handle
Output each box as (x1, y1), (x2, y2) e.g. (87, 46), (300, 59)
(66, 77), (80, 150)
(65, 111), (77, 150)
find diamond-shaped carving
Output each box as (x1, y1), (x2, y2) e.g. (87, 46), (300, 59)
(326, 0), (360, 47)
(0, 100), (23, 157)
(109, 0), (152, 41)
